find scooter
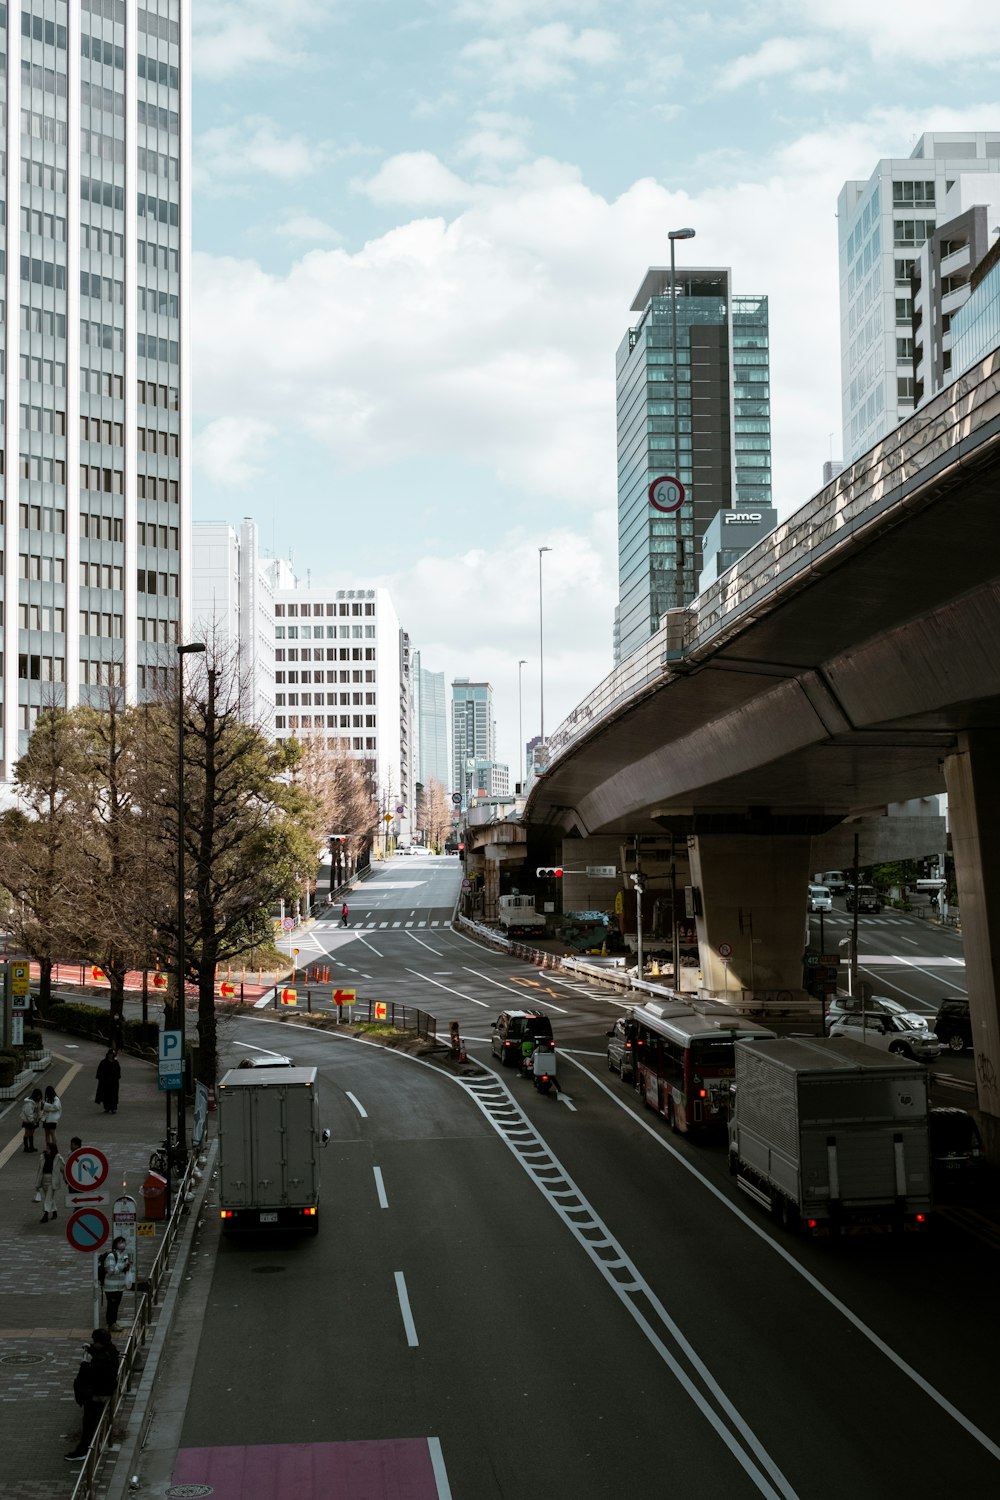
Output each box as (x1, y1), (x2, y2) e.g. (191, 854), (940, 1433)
(531, 1040), (558, 1094)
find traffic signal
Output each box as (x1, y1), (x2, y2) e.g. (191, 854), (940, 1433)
(536, 867), (563, 878)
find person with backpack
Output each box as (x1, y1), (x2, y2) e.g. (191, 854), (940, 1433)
(21, 1088), (43, 1152)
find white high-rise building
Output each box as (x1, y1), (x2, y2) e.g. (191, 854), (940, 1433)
(192, 519), (275, 734)
(838, 131), (1000, 463)
(2, 1), (192, 780)
(411, 650), (448, 791)
(267, 569), (413, 837)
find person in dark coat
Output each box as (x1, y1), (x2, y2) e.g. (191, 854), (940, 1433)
(65, 1329), (120, 1462)
(95, 1050), (121, 1114)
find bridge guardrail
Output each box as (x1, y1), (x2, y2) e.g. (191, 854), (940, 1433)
(532, 348), (1000, 777)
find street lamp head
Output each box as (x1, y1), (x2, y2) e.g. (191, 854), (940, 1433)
(669, 227), (696, 241)
(178, 641), (206, 657)
(539, 545), (552, 555)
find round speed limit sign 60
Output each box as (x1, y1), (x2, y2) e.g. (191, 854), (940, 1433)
(648, 475), (686, 513)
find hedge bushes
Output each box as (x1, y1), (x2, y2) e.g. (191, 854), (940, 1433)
(0, 1048), (27, 1086)
(40, 1000), (159, 1055)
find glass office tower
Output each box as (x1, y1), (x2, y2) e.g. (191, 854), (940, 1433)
(1, 1), (191, 781)
(614, 267), (770, 664)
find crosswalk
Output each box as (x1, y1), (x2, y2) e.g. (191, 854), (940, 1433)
(316, 918), (444, 930)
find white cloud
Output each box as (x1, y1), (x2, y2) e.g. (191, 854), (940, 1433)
(457, 112), (533, 166)
(459, 23), (621, 95)
(194, 117), (331, 192)
(194, 416), (276, 487)
(783, 0), (1000, 61)
(275, 215), (343, 244)
(358, 151), (474, 206)
(194, 0), (341, 79)
(716, 37), (828, 91)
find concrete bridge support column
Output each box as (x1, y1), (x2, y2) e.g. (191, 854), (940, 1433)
(687, 834), (813, 1007)
(943, 731), (1000, 1159)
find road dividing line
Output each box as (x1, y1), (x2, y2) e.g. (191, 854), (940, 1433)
(427, 1437), (453, 1500)
(395, 1271), (419, 1347)
(345, 1091), (368, 1119)
(405, 968), (492, 1009)
(373, 1166), (389, 1208)
(461, 966), (570, 1015)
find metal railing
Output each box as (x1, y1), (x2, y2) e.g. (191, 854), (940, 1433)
(531, 347), (1000, 777)
(68, 1153), (200, 1500)
(354, 999), (437, 1039)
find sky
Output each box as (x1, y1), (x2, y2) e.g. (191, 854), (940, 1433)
(191, 0), (1000, 782)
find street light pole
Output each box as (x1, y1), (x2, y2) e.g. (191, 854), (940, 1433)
(517, 658), (526, 786)
(668, 227), (696, 584)
(175, 640), (206, 1159)
(538, 546), (551, 755)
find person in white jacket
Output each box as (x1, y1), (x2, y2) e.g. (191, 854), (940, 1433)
(100, 1239), (132, 1331)
(41, 1085), (62, 1149)
(35, 1144), (66, 1223)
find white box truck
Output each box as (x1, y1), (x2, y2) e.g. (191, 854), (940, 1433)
(218, 1066), (329, 1234)
(728, 1035), (931, 1235)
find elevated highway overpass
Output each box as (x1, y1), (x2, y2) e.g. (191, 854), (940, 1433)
(524, 348), (1000, 1151)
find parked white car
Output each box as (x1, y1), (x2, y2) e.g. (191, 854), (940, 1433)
(829, 1012), (942, 1062)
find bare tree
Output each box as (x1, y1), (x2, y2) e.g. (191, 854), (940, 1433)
(293, 733), (380, 894)
(0, 707), (84, 1010)
(421, 776), (453, 852)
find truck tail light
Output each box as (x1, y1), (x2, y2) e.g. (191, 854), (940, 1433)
(303, 1206), (317, 1217)
(220, 1209), (234, 1220)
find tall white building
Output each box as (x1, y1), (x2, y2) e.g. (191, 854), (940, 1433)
(911, 176), (1000, 406)
(2, 1), (192, 779)
(838, 131), (1000, 463)
(268, 568), (413, 837)
(451, 678), (501, 810)
(191, 518), (275, 733)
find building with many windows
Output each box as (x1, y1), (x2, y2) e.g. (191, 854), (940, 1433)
(2, 0), (191, 781)
(191, 518), (275, 734)
(838, 132), (1000, 463)
(267, 567), (413, 837)
(614, 267), (770, 663)
(911, 177), (1000, 406)
(451, 678), (498, 809)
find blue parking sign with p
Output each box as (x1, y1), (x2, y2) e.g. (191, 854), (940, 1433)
(158, 1029), (183, 1092)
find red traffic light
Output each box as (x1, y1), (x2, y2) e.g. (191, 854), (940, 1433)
(535, 867), (563, 878)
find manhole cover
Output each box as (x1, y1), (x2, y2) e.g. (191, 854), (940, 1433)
(1, 1353), (45, 1365)
(251, 1265), (285, 1274)
(167, 1487), (214, 1498)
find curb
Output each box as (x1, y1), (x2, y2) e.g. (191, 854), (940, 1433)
(101, 1139), (219, 1500)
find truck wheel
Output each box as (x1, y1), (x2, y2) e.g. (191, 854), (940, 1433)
(947, 1033), (965, 1053)
(780, 1198), (799, 1233)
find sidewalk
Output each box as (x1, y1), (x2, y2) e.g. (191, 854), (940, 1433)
(0, 1031), (170, 1497)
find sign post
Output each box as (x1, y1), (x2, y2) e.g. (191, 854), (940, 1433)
(158, 1029), (183, 1092)
(112, 1194), (138, 1327)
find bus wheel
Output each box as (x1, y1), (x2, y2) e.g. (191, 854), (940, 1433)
(667, 1100), (679, 1134)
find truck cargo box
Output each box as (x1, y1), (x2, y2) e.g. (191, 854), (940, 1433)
(218, 1066), (326, 1234)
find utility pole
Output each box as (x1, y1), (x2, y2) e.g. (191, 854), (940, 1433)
(631, 837), (644, 980)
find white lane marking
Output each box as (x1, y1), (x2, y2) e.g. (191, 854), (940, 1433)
(460, 1073), (795, 1500)
(427, 1436), (453, 1500)
(563, 1052), (1000, 1464)
(557, 1094), (577, 1111)
(373, 1166), (388, 1209)
(461, 966), (570, 1015)
(405, 968), (492, 1009)
(860, 961), (966, 1003)
(353, 933), (384, 959)
(395, 1271), (419, 1347)
(405, 931), (445, 955)
(345, 1091), (368, 1119)
(860, 954), (964, 966)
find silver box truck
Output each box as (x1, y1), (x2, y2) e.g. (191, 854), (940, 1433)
(728, 1036), (931, 1235)
(218, 1066), (329, 1234)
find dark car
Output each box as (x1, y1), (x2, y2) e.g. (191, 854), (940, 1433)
(929, 1108), (984, 1198)
(934, 997), (971, 1053)
(491, 1010), (553, 1066)
(606, 1016), (638, 1080)
(845, 884), (883, 913)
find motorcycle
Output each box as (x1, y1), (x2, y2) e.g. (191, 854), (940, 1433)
(531, 1040), (558, 1094)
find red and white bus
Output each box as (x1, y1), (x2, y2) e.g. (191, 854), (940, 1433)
(633, 1000), (775, 1134)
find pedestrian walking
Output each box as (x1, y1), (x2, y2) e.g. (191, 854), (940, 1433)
(35, 1143), (66, 1223)
(65, 1329), (120, 1463)
(95, 1049), (121, 1114)
(99, 1237), (133, 1332)
(341, 901), (349, 927)
(40, 1084), (61, 1149)
(21, 1088), (43, 1152)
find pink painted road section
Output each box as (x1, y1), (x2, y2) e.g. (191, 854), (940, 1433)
(172, 1438), (447, 1498)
